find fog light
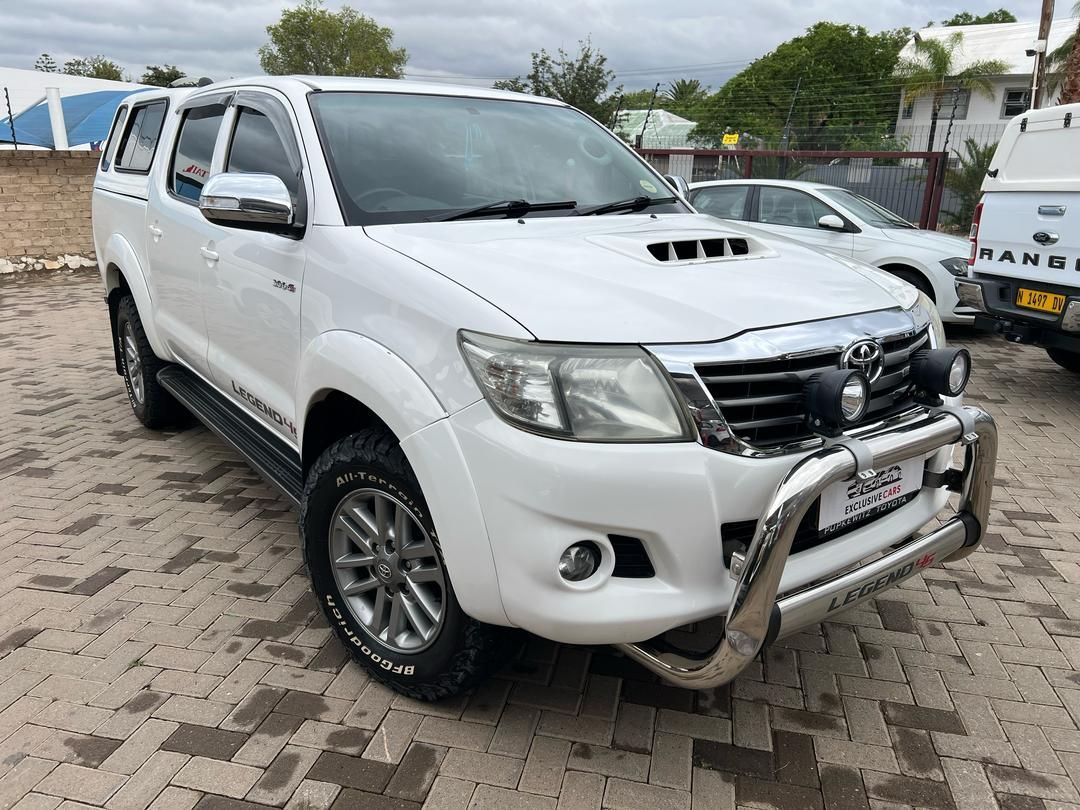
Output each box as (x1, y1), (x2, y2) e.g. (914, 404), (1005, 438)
(912, 347), (971, 404)
(559, 543), (600, 582)
(806, 369), (870, 436)
(955, 280), (986, 312)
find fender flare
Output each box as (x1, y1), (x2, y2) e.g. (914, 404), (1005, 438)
(102, 233), (169, 360)
(296, 330), (448, 444)
(296, 331), (509, 626)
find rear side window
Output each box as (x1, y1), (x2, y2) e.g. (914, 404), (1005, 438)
(170, 103), (227, 202)
(692, 185), (749, 220)
(100, 105), (128, 172)
(115, 101), (167, 173)
(226, 107), (299, 197)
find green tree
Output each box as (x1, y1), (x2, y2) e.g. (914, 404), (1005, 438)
(690, 22), (911, 149)
(945, 137), (996, 227)
(34, 53), (57, 72)
(942, 9), (1016, 25)
(259, 0), (407, 78)
(494, 38), (620, 122)
(63, 55), (123, 80)
(663, 79), (709, 118)
(896, 31), (1008, 150)
(141, 65), (185, 87)
(618, 88), (660, 110)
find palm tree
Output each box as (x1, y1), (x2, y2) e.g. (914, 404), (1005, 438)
(1053, 2), (1080, 103)
(663, 79), (709, 118)
(896, 31), (1009, 150)
(945, 138), (997, 228)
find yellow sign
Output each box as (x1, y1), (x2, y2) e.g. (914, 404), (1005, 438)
(722, 133), (739, 145)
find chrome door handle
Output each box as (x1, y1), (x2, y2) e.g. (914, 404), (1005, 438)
(200, 246), (219, 263)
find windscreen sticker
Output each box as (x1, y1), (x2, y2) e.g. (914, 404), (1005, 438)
(639, 179), (658, 193)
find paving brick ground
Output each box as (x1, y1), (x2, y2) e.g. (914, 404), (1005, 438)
(2, 271), (1080, 809)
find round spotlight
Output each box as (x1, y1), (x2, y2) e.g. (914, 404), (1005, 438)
(559, 543), (600, 582)
(912, 348), (971, 401)
(807, 369), (870, 435)
(947, 351), (971, 396)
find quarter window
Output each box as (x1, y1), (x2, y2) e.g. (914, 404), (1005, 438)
(115, 100), (166, 173)
(100, 105), (128, 171)
(226, 107), (299, 198)
(757, 187), (834, 229)
(691, 185), (749, 220)
(170, 103), (227, 202)
(1001, 88), (1030, 119)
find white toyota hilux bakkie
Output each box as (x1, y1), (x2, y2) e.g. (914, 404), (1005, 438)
(92, 77), (997, 700)
(957, 101), (1080, 372)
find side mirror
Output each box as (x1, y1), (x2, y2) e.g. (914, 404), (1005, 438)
(818, 214), (846, 231)
(199, 172), (293, 227)
(663, 174), (690, 198)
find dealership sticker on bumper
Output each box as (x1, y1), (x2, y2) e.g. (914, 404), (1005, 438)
(818, 456), (923, 535)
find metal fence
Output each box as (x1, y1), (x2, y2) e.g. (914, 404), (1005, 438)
(638, 148), (952, 230)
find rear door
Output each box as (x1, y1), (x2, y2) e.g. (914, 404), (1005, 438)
(145, 94), (231, 377)
(973, 191), (1080, 286)
(749, 186), (855, 256)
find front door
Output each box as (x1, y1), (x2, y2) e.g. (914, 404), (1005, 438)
(200, 90), (308, 446)
(752, 185), (855, 256)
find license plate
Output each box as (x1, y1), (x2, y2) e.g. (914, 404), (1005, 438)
(1016, 288), (1066, 314)
(818, 457), (923, 535)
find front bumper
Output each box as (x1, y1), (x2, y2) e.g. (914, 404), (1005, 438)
(617, 404), (996, 689)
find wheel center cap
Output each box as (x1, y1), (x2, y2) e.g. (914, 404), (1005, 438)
(375, 561), (393, 581)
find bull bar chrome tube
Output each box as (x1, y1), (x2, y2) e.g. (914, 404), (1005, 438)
(616, 405), (997, 689)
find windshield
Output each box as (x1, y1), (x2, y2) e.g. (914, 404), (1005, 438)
(820, 189), (914, 229)
(309, 92), (685, 225)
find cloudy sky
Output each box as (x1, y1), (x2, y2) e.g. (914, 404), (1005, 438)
(0, 0), (1049, 90)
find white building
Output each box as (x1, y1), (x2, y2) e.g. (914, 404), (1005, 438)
(894, 17), (1079, 154)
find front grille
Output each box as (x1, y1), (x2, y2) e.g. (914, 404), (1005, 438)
(608, 535), (655, 578)
(696, 328), (929, 449)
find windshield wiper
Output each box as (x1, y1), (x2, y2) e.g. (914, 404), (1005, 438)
(577, 195), (678, 216)
(430, 199), (577, 222)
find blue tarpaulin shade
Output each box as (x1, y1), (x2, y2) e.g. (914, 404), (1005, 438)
(2, 89), (148, 148)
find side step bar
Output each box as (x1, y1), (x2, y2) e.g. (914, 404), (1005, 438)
(157, 366), (304, 505)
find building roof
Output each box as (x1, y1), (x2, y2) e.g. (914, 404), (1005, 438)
(4, 89), (155, 148)
(612, 109), (697, 149)
(898, 17), (1079, 76)
(0, 67), (145, 117)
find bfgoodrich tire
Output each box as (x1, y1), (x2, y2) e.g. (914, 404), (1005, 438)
(1047, 347), (1080, 373)
(300, 429), (514, 700)
(115, 296), (182, 429)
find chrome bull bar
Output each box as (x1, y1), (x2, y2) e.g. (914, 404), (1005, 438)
(617, 405), (997, 689)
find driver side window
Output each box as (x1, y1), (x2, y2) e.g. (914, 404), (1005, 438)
(226, 106), (299, 200)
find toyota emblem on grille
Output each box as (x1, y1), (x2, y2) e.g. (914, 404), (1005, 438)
(841, 339), (885, 383)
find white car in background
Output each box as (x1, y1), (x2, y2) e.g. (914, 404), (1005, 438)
(688, 179), (974, 323)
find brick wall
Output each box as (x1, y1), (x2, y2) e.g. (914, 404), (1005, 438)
(0, 150), (99, 258)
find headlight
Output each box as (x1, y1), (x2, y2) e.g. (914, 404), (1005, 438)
(940, 257), (969, 278)
(459, 331), (692, 441)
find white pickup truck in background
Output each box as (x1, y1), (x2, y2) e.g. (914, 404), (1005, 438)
(958, 102), (1080, 371)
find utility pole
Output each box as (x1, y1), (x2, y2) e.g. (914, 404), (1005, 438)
(3, 87), (16, 149)
(779, 76), (802, 150)
(636, 83), (661, 149)
(1031, 0), (1055, 108)
(778, 76), (802, 180)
